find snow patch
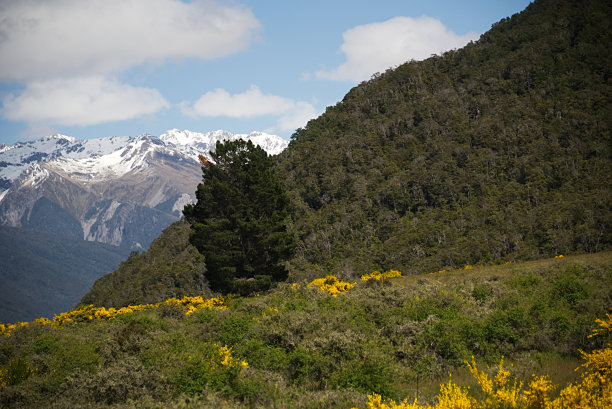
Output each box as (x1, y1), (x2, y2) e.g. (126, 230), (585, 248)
(22, 164), (49, 188)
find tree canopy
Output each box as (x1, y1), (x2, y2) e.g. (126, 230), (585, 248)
(183, 139), (296, 295)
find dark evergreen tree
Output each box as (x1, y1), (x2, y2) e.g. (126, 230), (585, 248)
(183, 139), (296, 295)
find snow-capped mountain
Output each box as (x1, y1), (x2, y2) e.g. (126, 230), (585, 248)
(0, 130), (286, 189)
(0, 129), (288, 249)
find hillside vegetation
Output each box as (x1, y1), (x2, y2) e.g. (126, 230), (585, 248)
(278, 0), (611, 276)
(4, 0), (611, 407)
(81, 221), (210, 308)
(1, 253), (611, 408)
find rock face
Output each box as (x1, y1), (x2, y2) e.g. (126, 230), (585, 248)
(0, 129), (288, 249)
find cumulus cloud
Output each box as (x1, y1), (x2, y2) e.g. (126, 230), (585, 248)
(182, 85), (318, 132)
(2, 76), (169, 126)
(185, 86), (291, 118)
(316, 16), (479, 82)
(275, 101), (318, 132)
(0, 0), (261, 82)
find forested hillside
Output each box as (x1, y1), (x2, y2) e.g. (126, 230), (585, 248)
(278, 0), (611, 276)
(81, 222), (210, 308)
(80, 0), (612, 307)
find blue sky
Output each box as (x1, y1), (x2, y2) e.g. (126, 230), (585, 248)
(0, 0), (532, 145)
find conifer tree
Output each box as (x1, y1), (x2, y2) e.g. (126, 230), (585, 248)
(183, 139), (295, 295)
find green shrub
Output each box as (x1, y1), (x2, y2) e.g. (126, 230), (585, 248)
(64, 356), (168, 405)
(333, 354), (397, 398)
(288, 347), (331, 387)
(0, 356), (34, 386)
(550, 266), (590, 305)
(485, 305), (527, 345)
(220, 315), (253, 346)
(236, 339), (288, 371)
(471, 283), (494, 303)
(32, 335), (59, 355)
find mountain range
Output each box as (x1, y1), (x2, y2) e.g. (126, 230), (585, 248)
(0, 129), (288, 321)
(0, 129), (287, 248)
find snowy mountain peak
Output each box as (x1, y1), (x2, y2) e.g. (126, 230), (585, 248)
(0, 129), (289, 193)
(159, 129), (289, 158)
(47, 134), (76, 143)
(18, 163), (50, 188)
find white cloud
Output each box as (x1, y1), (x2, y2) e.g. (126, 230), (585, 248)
(275, 101), (318, 132)
(182, 85), (318, 132)
(2, 76), (169, 126)
(316, 16), (479, 83)
(185, 86), (291, 118)
(0, 0), (261, 82)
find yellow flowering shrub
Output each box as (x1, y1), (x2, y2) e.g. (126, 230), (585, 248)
(550, 312), (612, 409)
(308, 275), (355, 296)
(363, 379), (472, 409)
(361, 269), (402, 282)
(0, 356), (35, 386)
(210, 344), (248, 370)
(0, 295), (228, 336)
(363, 393), (422, 409)
(0, 322), (29, 337)
(466, 356), (528, 408)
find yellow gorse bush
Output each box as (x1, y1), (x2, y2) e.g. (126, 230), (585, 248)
(210, 344), (248, 370)
(361, 269), (402, 282)
(361, 378), (473, 409)
(361, 314), (612, 409)
(308, 275), (355, 296)
(0, 295), (227, 337)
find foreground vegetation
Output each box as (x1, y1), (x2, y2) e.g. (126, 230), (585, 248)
(1, 253), (610, 408)
(364, 313), (611, 408)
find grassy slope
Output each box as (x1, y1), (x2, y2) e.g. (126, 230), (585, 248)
(1, 252), (610, 408)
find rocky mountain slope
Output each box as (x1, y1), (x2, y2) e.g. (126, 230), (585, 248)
(0, 129), (288, 249)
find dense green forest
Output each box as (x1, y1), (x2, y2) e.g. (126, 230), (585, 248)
(277, 0), (611, 276)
